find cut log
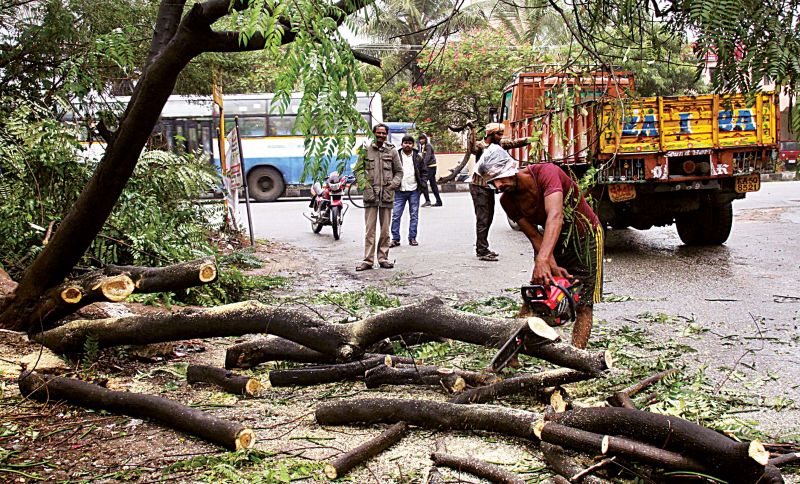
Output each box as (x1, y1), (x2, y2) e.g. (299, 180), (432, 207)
(31, 298), (610, 377)
(316, 398), (540, 441)
(324, 422), (408, 479)
(225, 336), (417, 369)
(536, 421), (709, 473)
(450, 369), (593, 405)
(430, 451), (524, 484)
(605, 393), (636, 409)
(106, 257), (218, 291)
(30, 273), (135, 328)
(545, 407), (773, 483)
(186, 365), (261, 396)
(364, 364), (501, 392)
(267, 356), (390, 387)
(19, 372), (254, 450)
(540, 442), (608, 483)
(226, 336), (337, 368)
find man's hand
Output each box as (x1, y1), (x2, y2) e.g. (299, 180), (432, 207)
(531, 256), (572, 285)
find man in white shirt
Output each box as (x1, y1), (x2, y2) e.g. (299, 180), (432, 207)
(390, 135), (428, 247)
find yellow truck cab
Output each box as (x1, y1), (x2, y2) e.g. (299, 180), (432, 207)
(499, 69), (778, 245)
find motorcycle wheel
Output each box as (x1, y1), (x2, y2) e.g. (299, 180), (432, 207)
(331, 206), (341, 240)
(312, 218), (323, 234)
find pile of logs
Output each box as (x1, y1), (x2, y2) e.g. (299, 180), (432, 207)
(12, 258), (797, 483)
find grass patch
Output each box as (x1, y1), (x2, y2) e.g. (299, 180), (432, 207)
(163, 449), (326, 483)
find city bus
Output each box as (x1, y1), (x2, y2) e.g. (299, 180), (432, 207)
(76, 92), (384, 201)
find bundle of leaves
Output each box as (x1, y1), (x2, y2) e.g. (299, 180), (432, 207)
(0, 98), (221, 278)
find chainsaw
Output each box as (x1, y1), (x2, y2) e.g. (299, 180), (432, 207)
(488, 277), (581, 373)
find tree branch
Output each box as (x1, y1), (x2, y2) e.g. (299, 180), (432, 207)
(146, 0), (189, 68)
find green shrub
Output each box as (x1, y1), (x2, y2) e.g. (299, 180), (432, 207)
(0, 98), (221, 277)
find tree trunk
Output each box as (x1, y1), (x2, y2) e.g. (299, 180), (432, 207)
(19, 372), (254, 450)
(324, 422), (408, 479)
(545, 407), (773, 483)
(316, 398), (540, 441)
(606, 369), (677, 408)
(430, 451), (524, 484)
(33, 298), (610, 377)
(364, 364), (500, 392)
(186, 365), (261, 396)
(450, 369), (592, 405)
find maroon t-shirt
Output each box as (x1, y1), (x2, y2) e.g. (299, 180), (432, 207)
(500, 164), (599, 235)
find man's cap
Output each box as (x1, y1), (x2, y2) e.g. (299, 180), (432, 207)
(477, 155), (517, 183)
(485, 123), (505, 136)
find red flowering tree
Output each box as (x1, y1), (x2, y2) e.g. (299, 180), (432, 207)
(397, 30), (542, 137)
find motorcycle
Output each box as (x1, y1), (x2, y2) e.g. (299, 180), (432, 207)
(303, 172), (353, 240)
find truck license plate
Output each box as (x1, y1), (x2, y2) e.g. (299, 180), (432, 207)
(608, 184), (636, 202)
(735, 174), (761, 193)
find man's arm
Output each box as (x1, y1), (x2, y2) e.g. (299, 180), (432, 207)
(530, 191), (574, 285)
(500, 137), (531, 150)
(354, 146), (368, 190)
(389, 149), (403, 189)
(518, 219), (544, 253)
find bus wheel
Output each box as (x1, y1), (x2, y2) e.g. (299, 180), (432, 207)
(248, 167), (285, 202)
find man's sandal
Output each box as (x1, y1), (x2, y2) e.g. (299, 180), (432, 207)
(477, 253), (498, 261)
(355, 263), (374, 271)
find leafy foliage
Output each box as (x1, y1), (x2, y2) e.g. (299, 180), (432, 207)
(397, 29), (543, 135)
(0, 99), (221, 277)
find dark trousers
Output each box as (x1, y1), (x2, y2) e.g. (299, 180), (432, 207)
(422, 166), (442, 204)
(470, 183), (495, 255)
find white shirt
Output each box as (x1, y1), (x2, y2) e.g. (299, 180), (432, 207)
(400, 151), (417, 191)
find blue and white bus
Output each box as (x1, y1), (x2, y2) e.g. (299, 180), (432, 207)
(77, 92), (383, 201)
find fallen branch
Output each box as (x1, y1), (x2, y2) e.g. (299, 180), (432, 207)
(540, 442), (607, 483)
(430, 451), (524, 484)
(32, 298), (611, 376)
(535, 421), (708, 473)
(769, 452), (800, 467)
(267, 356), (392, 387)
(186, 365), (261, 396)
(606, 369), (677, 408)
(316, 398), (540, 441)
(19, 372), (254, 451)
(364, 364), (500, 392)
(545, 407), (773, 483)
(106, 257), (217, 292)
(450, 369), (593, 405)
(29, 258), (218, 329)
(324, 422), (408, 479)
(225, 336), (416, 369)
(30, 273), (135, 328)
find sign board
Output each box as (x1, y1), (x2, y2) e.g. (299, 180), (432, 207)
(225, 127), (244, 189)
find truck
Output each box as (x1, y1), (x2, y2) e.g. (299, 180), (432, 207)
(497, 70), (778, 245)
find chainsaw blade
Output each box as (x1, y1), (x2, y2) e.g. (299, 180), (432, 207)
(489, 323), (529, 373)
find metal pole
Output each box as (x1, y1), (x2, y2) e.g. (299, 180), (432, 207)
(235, 117), (255, 246)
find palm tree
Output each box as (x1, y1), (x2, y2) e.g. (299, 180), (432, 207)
(358, 0), (487, 86)
(486, 0), (570, 47)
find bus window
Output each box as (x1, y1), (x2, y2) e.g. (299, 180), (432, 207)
(186, 121), (200, 152)
(269, 116), (297, 136)
(225, 99), (268, 115)
(201, 123), (212, 153)
(223, 117), (266, 137)
(360, 114), (372, 133)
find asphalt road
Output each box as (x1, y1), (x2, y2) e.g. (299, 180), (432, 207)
(241, 181), (800, 434)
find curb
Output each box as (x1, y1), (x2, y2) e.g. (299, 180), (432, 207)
(283, 182), (472, 198)
(761, 172), (797, 182)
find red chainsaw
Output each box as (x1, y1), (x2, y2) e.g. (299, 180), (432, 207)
(489, 277), (581, 373)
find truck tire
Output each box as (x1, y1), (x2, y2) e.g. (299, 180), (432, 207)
(247, 167), (285, 202)
(676, 201), (733, 245)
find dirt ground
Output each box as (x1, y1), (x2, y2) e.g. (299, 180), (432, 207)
(1, 240), (798, 483)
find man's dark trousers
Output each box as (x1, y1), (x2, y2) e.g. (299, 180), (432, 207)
(470, 184), (494, 256)
(422, 166), (442, 205)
